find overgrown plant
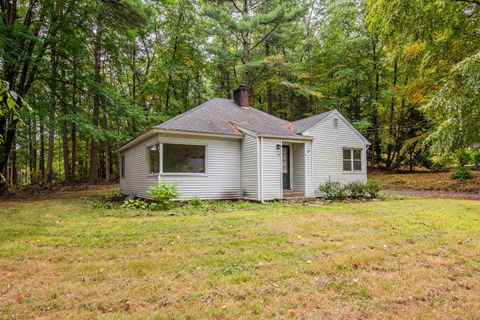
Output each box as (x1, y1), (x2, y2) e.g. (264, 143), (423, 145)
(344, 181), (366, 199)
(147, 182), (179, 210)
(122, 198), (149, 209)
(319, 180), (381, 200)
(318, 181), (346, 200)
(365, 180), (381, 198)
(451, 166), (473, 180)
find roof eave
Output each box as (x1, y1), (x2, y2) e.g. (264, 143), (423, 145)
(117, 128), (244, 153)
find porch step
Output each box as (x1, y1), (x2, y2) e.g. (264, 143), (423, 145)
(283, 190), (305, 198)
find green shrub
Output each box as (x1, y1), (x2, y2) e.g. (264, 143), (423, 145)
(451, 166), (473, 180)
(471, 151), (480, 165)
(186, 196), (203, 208)
(318, 181), (346, 200)
(122, 198), (149, 209)
(365, 180), (381, 198)
(344, 181), (366, 199)
(458, 152), (470, 166)
(147, 181), (179, 209)
(90, 201), (116, 209)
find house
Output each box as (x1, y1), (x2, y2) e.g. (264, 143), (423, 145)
(117, 85), (370, 201)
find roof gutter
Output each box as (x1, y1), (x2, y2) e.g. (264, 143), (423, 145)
(116, 128), (243, 153)
(257, 134), (313, 141)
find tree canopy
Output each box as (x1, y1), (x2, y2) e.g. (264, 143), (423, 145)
(1, 0), (479, 188)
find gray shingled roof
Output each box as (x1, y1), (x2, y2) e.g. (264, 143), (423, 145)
(291, 110), (335, 133)
(155, 98), (302, 137)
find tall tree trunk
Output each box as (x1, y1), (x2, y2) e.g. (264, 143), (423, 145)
(60, 67), (71, 184)
(89, 27), (101, 184)
(265, 41), (273, 114)
(10, 132), (17, 186)
(386, 57), (398, 170)
(71, 70), (77, 182)
(46, 49), (58, 184)
(39, 117), (45, 180)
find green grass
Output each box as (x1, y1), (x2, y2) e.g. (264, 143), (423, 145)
(1, 188), (480, 319)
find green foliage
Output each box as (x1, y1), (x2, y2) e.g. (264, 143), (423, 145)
(186, 196), (203, 208)
(344, 181), (367, 199)
(122, 198), (149, 209)
(320, 180), (381, 199)
(365, 180), (381, 198)
(319, 181), (347, 200)
(471, 151), (480, 166)
(450, 166), (473, 181)
(89, 200), (116, 209)
(147, 182), (179, 210)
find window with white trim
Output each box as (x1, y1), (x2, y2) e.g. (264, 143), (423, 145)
(163, 143), (206, 173)
(148, 144), (160, 174)
(343, 148), (362, 172)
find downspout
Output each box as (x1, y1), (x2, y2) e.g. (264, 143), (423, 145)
(256, 136), (261, 201)
(260, 137), (264, 202)
(310, 140), (314, 196)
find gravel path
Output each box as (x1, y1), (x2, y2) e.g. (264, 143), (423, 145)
(383, 189), (480, 200)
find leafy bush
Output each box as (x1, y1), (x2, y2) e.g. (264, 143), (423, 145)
(344, 181), (366, 199)
(122, 198), (149, 209)
(147, 181), (179, 209)
(365, 180), (381, 198)
(471, 151), (480, 165)
(186, 196), (203, 208)
(318, 181), (346, 200)
(450, 166), (473, 180)
(458, 152), (470, 166)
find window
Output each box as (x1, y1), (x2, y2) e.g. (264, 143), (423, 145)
(120, 155), (125, 178)
(343, 148), (362, 172)
(333, 118), (339, 129)
(163, 143), (205, 173)
(148, 144), (160, 174)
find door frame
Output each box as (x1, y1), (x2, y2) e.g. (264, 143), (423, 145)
(282, 144), (292, 190)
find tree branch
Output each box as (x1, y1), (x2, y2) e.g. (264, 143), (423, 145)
(249, 22), (280, 52)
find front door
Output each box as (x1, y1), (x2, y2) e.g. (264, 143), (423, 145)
(282, 145), (290, 189)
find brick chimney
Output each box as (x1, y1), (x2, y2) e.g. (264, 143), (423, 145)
(233, 84), (249, 108)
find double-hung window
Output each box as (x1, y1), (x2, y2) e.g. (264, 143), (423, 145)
(343, 148), (362, 172)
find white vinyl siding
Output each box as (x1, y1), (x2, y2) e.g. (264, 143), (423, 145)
(305, 111), (368, 195)
(292, 143), (305, 193)
(241, 134), (259, 200)
(121, 133), (241, 200)
(304, 141), (314, 197)
(158, 134), (241, 200)
(261, 138), (282, 200)
(120, 135), (159, 198)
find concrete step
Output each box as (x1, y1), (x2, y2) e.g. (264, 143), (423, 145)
(283, 190), (305, 198)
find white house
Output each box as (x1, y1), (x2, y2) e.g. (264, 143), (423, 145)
(117, 85), (370, 201)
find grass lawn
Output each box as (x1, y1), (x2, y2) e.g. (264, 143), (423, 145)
(370, 171), (480, 193)
(1, 189), (480, 319)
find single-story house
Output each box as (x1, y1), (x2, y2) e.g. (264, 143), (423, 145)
(117, 85), (370, 201)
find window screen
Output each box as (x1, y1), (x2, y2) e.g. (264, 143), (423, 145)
(163, 143), (205, 173)
(343, 149), (352, 171)
(343, 149), (362, 172)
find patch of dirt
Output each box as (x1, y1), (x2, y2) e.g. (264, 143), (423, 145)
(0, 183), (120, 203)
(383, 189), (480, 200)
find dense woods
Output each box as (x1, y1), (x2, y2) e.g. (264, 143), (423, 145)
(1, 0), (479, 189)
